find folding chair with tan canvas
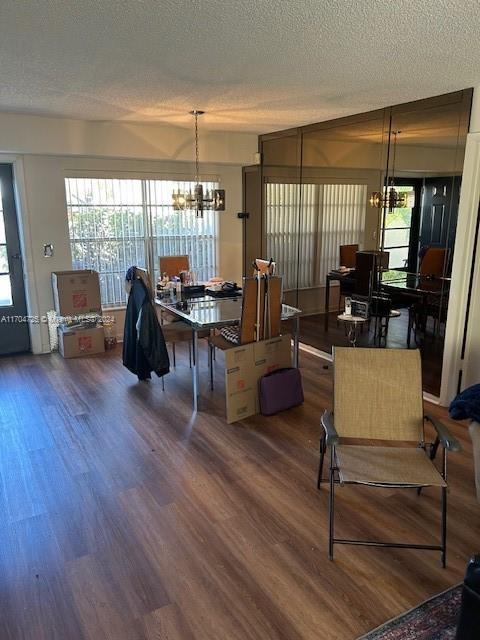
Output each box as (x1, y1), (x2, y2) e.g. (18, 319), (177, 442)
(318, 347), (460, 567)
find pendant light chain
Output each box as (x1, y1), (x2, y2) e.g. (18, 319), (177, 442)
(390, 130), (398, 186)
(195, 110), (200, 185)
(171, 109), (226, 215)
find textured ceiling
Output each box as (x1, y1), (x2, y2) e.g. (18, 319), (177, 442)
(0, 0), (479, 133)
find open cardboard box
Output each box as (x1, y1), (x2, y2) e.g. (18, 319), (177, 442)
(224, 334), (292, 424)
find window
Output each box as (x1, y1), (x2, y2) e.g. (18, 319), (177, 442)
(382, 186), (415, 269)
(66, 177), (219, 306)
(266, 182), (367, 289)
(0, 184), (13, 306)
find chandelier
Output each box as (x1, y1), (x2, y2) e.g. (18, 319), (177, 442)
(369, 186), (408, 210)
(172, 110), (226, 218)
(369, 130), (407, 211)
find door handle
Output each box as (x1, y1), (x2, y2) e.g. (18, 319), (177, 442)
(11, 253), (21, 260)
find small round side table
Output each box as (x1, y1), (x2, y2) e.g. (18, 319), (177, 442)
(337, 313), (368, 347)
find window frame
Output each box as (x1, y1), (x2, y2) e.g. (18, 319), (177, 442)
(265, 179), (367, 291)
(65, 173), (220, 308)
(380, 179), (423, 272)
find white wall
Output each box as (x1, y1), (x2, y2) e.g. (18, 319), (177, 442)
(0, 112), (257, 164)
(0, 114), (257, 353)
(461, 138), (480, 390)
(441, 86), (480, 402)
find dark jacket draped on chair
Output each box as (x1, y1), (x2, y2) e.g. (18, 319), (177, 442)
(123, 266), (170, 380)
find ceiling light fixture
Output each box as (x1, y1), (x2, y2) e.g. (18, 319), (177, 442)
(369, 130), (408, 211)
(172, 110), (226, 218)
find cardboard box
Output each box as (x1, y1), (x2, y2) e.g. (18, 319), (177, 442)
(52, 270), (102, 317)
(225, 334), (292, 424)
(58, 326), (105, 358)
(253, 335), (292, 376)
(225, 344), (258, 424)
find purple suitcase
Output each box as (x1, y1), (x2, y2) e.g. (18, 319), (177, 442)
(259, 367), (304, 416)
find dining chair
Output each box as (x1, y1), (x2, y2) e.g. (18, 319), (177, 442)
(157, 255), (209, 367)
(159, 255), (190, 278)
(339, 244), (358, 269)
(420, 247), (448, 277)
(409, 247), (449, 341)
(337, 244), (358, 313)
(318, 347), (460, 566)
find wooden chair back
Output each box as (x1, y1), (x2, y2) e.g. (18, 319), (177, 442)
(159, 255), (190, 278)
(354, 251), (375, 296)
(355, 251), (389, 296)
(333, 347), (424, 442)
(420, 247), (448, 277)
(339, 244), (358, 268)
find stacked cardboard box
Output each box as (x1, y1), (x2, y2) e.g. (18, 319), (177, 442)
(224, 334), (292, 423)
(51, 270), (105, 358)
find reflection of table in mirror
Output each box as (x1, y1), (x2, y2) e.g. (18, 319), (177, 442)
(380, 271), (451, 345)
(380, 270), (451, 296)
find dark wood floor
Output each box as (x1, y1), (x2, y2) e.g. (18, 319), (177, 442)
(299, 311), (444, 396)
(0, 344), (477, 639)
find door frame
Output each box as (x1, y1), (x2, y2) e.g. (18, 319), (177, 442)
(441, 131), (480, 403)
(0, 155), (41, 353)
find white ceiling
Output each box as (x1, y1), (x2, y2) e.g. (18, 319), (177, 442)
(0, 0), (479, 133)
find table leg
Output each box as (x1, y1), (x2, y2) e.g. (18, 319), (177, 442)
(324, 277), (330, 331)
(293, 315), (300, 368)
(192, 328), (199, 411)
(348, 322), (358, 347)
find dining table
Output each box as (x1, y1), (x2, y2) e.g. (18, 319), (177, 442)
(155, 291), (302, 411)
(380, 270), (451, 313)
(379, 270), (451, 343)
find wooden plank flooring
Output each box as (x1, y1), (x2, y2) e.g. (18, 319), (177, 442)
(0, 344), (478, 639)
(298, 312), (443, 396)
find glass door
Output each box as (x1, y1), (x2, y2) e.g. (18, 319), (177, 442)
(381, 183), (419, 271)
(0, 164), (30, 354)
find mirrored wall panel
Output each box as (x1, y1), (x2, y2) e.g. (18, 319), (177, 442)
(247, 89), (472, 395)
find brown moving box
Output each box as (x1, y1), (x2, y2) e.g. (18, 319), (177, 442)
(225, 344), (258, 424)
(225, 334), (292, 424)
(58, 326), (105, 358)
(253, 335), (292, 375)
(52, 270), (102, 317)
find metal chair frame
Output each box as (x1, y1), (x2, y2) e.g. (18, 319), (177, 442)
(317, 411), (459, 568)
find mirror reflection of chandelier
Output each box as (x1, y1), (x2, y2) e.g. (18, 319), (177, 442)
(172, 110), (226, 218)
(369, 130), (407, 211)
(369, 186), (408, 210)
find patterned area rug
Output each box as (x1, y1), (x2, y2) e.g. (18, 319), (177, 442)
(358, 584), (462, 639)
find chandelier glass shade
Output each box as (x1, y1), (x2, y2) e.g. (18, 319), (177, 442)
(172, 110), (226, 218)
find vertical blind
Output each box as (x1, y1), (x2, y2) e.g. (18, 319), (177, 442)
(266, 182), (367, 290)
(66, 177), (218, 306)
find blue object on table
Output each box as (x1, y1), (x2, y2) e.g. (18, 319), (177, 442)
(449, 384), (480, 423)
